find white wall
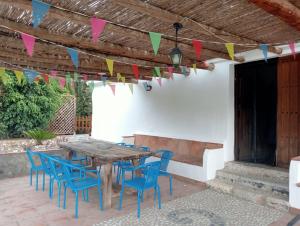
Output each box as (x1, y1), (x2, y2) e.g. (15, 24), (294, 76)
(92, 61), (235, 163)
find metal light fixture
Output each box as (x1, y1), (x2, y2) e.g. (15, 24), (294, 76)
(169, 22), (183, 67)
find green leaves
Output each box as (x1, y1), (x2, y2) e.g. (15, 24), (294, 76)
(24, 129), (56, 145)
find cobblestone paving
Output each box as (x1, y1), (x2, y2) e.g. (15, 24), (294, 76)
(94, 189), (285, 226)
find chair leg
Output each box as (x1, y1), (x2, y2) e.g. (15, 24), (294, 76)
(50, 178), (54, 199)
(35, 170), (39, 191)
(141, 190), (144, 203)
(29, 168), (33, 186)
(119, 185), (124, 210)
(169, 175), (173, 196)
(116, 167), (120, 184)
(154, 187), (157, 208)
(75, 191), (79, 218)
(157, 185), (161, 209)
(97, 185), (103, 210)
(86, 189), (89, 202)
(137, 191), (141, 219)
(63, 185), (67, 209)
(42, 172), (45, 192)
(48, 176), (52, 198)
(58, 181), (61, 208)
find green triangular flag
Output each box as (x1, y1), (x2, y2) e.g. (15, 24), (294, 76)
(88, 81), (95, 92)
(66, 73), (71, 85)
(153, 66), (161, 77)
(74, 72), (79, 81)
(0, 68), (9, 84)
(149, 32), (162, 55)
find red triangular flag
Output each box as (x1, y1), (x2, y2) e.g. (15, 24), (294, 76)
(157, 77), (162, 87)
(109, 84), (116, 96)
(21, 33), (36, 57)
(42, 74), (49, 83)
(50, 70), (57, 77)
(132, 64), (139, 80)
(192, 40), (202, 60)
(289, 41), (296, 60)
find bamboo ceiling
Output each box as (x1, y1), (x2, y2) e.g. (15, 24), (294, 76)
(0, 0), (299, 80)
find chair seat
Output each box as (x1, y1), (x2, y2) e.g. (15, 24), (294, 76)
(33, 165), (44, 171)
(123, 177), (145, 190)
(71, 177), (99, 190)
(159, 170), (170, 176)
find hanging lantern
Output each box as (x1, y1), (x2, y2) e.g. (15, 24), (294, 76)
(169, 22), (183, 68)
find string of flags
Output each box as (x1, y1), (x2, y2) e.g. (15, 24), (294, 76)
(21, 0), (297, 72)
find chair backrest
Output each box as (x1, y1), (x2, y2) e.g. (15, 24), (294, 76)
(116, 142), (126, 146)
(38, 153), (51, 174)
(26, 149), (38, 168)
(47, 156), (65, 181)
(124, 144), (135, 148)
(143, 161), (161, 188)
(155, 150), (174, 172)
(139, 146), (150, 165)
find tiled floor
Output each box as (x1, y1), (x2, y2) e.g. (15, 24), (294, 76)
(0, 174), (299, 226)
(0, 174), (205, 226)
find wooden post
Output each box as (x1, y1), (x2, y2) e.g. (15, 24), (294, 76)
(100, 163), (113, 209)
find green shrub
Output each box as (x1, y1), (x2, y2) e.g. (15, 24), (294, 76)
(75, 80), (92, 116)
(0, 70), (69, 138)
(24, 129), (56, 145)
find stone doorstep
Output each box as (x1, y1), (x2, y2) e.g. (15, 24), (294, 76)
(216, 170), (289, 196)
(207, 179), (290, 212)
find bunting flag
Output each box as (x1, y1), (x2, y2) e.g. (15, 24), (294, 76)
(67, 47), (79, 68)
(121, 76), (126, 84)
(42, 74), (49, 83)
(143, 82), (148, 91)
(0, 68), (9, 84)
(21, 33), (36, 57)
(192, 40), (202, 60)
(180, 66), (189, 77)
(106, 59), (114, 76)
(101, 76), (107, 86)
(167, 66), (174, 80)
(59, 77), (66, 88)
(289, 41), (296, 60)
(65, 73), (71, 86)
(192, 63), (197, 74)
(225, 43), (234, 61)
(32, 0), (50, 28)
(157, 77), (162, 87)
(50, 70), (57, 77)
(117, 73), (122, 82)
(24, 69), (39, 83)
(88, 81), (95, 92)
(109, 84), (116, 96)
(15, 71), (24, 84)
(149, 32), (162, 55)
(83, 74), (88, 81)
(259, 44), (268, 62)
(132, 64), (139, 80)
(90, 17), (106, 43)
(154, 66), (161, 77)
(128, 83), (133, 94)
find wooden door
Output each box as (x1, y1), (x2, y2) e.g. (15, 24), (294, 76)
(277, 54), (300, 168)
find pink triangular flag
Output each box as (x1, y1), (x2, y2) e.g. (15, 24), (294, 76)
(83, 74), (88, 81)
(167, 66), (174, 80)
(50, 70), (57, 77)
(59, 77), (65, 88)
(192, 40), (202, 60)
(109, 84), (116, 96)
(289, 41), (296, 60)
(21, 33), (36, 57)
(157, 77), (162, 87)
(91, 17), (106, 43)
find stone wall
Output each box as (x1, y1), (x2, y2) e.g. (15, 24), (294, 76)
(0, 134), (90, 179)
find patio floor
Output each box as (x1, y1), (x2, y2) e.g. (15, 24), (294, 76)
(0, 174), (298, 226)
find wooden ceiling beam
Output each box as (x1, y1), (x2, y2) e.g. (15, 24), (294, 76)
(0, 0), (242, 62)
(249, 0), (300, 31)
(112, 0), (282, 55)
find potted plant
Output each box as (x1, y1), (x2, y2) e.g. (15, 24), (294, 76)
(24, 129), (56, 150)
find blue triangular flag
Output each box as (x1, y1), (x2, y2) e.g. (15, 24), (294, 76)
(67, 48), (79, 68)
(259, 44), (268, 62)
(101, 76), (107, 86)
(24, 69), (39, 83)
(32, 0), (51, 28)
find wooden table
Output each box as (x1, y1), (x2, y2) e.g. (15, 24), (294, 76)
(59, 139), (151, 209)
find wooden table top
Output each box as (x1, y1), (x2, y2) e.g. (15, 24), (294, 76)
(59, 139), (152, 163)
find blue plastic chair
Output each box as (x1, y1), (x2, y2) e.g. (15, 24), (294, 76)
(119, 161), (161, 218)
(71, 151), (88, 165)
(46, 155), (83, 208)
(26, 149), (44, 191)
(61, 161), (103, 218)
(154, 150), (174, 195)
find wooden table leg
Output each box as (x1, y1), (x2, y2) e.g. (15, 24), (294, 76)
(132, 159), (142, 176)
(100, 162), (113, 209)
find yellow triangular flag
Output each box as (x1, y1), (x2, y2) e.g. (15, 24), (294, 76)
(117, 73), (122, 82)
(128, 83), (133, 94)
(121, 76), (126, 84)
(0, 67), (9, 84)
(106, 59), (114, 76)
(192, 64), (197, 73)
(15, 71), (24, 84)
(225, 43), (234, 60)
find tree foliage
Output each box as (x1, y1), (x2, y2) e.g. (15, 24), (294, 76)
(75, 80), (92, 116)
(0, 70), (67, 139)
